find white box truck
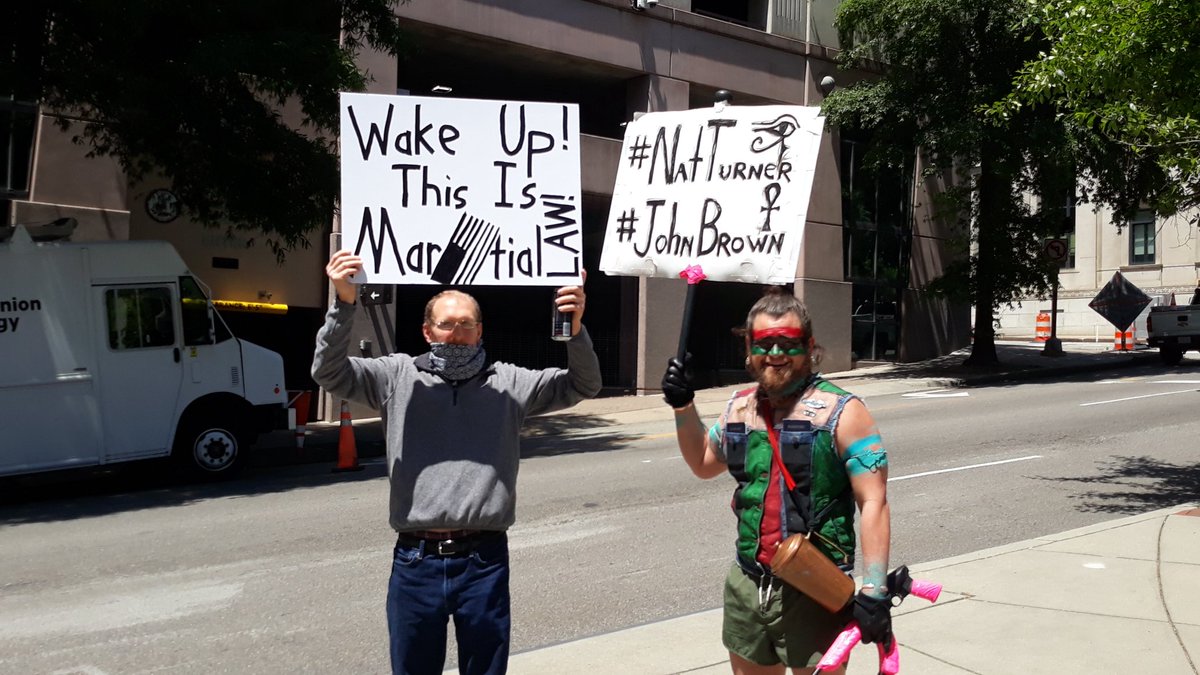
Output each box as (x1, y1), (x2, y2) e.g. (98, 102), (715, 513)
(0, 224), (290, 479)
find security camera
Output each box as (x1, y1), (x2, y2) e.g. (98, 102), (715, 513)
(632, 0), (659, 10)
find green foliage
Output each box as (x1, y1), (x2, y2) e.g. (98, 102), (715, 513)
(999, 0), (1199, 225)
(3, 1), (408, 259)
(823, 0), (1078, 362)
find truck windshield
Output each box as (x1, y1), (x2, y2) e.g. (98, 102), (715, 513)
(179, 276), (232, 344)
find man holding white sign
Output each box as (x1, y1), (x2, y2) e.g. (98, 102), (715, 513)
(312, 251), (601, 674)
(319, 93), (601, 675)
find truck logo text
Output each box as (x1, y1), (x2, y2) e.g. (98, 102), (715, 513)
(0, 296), (42, 333)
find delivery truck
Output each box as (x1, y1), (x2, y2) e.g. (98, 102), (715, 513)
(0, 224), (290, 479)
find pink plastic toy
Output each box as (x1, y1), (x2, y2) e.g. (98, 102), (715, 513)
(815, 566), (943, 674)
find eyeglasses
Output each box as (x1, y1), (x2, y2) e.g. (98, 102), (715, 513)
(431, 319), (479, 332)
(750, 338), (807, 357)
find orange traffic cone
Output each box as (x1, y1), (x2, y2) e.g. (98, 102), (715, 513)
(289, 390), (311, 449)
(333, 400), (363, 472)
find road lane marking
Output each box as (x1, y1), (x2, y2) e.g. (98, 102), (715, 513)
(901, 389), (970, 399)
(1148, 380), (1200, 385)
(0, 581), (244, 640)
(1079, 389), (1198, 407)
(890, 455), (1042, 482)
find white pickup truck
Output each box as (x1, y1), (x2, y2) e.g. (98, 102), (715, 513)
(1147, 290), (1200, 365)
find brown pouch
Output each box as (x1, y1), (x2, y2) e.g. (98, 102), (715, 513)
(769, 533), (855, 613)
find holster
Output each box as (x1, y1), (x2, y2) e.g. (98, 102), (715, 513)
(769, 533), (855, 613)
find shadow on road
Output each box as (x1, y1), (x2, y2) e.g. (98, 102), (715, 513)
(0, 459), (386, 526)
(1045, 455), (1200, 514)
(0, 412), (637, 523)
(519, 412), (641, 458)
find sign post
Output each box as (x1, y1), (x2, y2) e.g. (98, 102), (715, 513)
(1041, 238), (1068, 357)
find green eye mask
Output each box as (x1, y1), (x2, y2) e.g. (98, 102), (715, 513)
(750, 341), (807, 356)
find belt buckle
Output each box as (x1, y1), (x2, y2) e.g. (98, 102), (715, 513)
(436, 538), (457, 556)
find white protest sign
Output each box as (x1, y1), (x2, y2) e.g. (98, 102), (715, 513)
(599, 105), (824, 284)
(339, 93), (583, 285)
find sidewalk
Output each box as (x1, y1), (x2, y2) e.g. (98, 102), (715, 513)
(502, 505), (1200, 674)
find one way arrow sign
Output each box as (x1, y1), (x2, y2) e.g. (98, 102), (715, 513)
(359, 284), (393, 307)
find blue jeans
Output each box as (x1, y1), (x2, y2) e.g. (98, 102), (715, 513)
(386, 532), (510, 675)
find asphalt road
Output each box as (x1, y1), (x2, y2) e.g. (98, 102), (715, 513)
(1, 359), (1197, 674)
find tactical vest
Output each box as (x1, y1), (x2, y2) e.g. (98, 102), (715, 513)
(721, 377), (858, 572)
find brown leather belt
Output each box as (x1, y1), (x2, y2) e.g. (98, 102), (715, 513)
(396, 529), (500, 556)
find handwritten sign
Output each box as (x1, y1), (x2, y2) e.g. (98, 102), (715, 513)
(599, 105), (824, 284)
(340, 93), (583, 285)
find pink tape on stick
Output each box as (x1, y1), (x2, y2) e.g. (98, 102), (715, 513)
(675, 265), (706, 361)
(679, 265), (707, 284)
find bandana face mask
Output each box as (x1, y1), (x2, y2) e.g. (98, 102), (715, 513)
(428, 342), (485, 381)
(749, 327), (808, 356)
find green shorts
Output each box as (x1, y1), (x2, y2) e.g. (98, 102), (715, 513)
(722, 563), (850, 668)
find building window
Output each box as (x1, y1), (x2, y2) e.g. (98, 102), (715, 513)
(692, 0), (768, 30)
(1, 97), (37, 199)
(1129, 209), (1156, 265)
(840, 134), (911, 361)
(1059, 189), (1076, 269)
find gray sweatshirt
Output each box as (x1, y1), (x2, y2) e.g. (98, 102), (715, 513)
(311, 300), (603, 533)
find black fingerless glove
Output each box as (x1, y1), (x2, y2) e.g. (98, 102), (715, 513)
(661, 356), (694, 409)
(852, 591), (893, 645)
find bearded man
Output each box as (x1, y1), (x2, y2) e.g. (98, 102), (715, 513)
(662, 290), (891, 675)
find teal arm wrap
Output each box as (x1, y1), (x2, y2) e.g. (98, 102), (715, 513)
(707, 422), (722, 445)
(844, 433), (888, 476)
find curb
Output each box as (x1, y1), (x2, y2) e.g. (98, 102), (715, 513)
(938, 352), (1156, 388)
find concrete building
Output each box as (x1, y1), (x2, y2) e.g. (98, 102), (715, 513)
(995, 201), (1200, 343)
(5, 0), (971, 416)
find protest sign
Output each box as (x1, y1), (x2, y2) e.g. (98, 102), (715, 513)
(339, 93), (583, 285)
(599, 105), (824, 284)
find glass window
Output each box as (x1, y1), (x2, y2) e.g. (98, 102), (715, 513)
(1059, 190), (1076, 269)
(179, 276), (215, 346)
(1129, 209), (1156, 265)
(1, 97), (37, 198)
(105, 287), (176, 349)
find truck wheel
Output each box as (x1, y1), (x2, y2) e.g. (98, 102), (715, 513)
(173, 415), (246, 478)
(1160, 346), (1184, 366)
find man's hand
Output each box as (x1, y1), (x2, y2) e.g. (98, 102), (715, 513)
(554, 270), (588, 337)
(662, 356), (694, 409)
(852, 590), (893, 645)
(326, 250), (363, 305)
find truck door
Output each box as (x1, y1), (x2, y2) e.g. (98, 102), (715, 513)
(93, 284), (185, 459)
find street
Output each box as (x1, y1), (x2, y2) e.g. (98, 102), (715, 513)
(1, 359), (1198, 674)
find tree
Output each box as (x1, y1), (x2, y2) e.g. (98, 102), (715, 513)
(824, 0), (1075, 365)
(2, 1), (408, 259)
(1000, 0), (1200, 225)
